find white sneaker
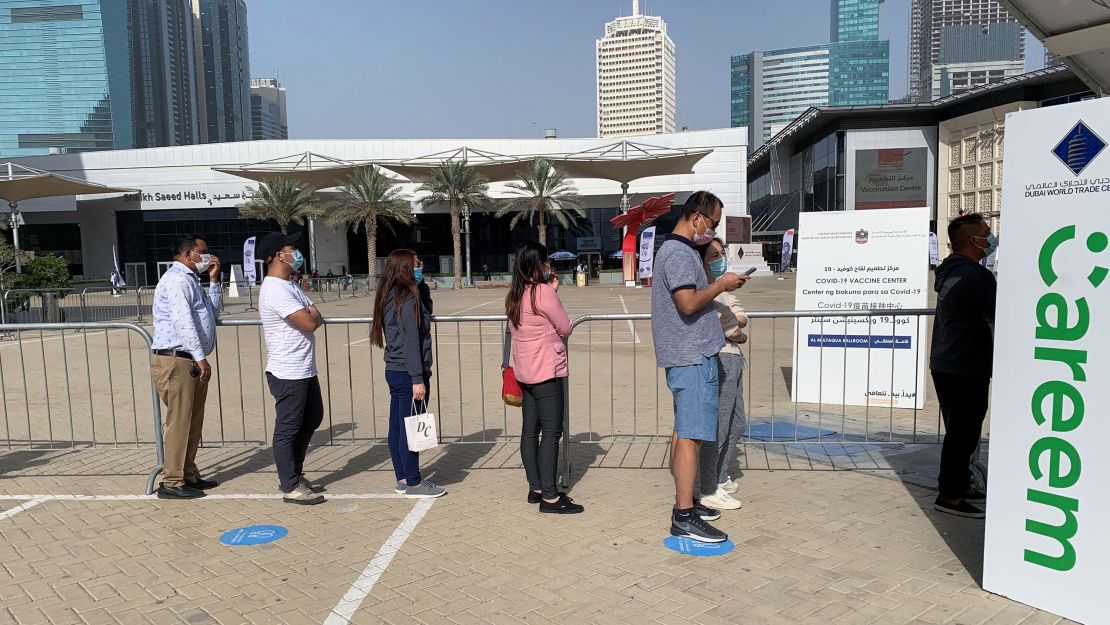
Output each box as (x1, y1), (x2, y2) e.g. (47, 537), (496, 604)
(282, 483), (325, 505)
(719, 478), (739, 494)
(701, 488), (742, 510)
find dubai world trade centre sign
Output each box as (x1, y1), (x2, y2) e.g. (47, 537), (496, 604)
(983, 97), (1110, 624)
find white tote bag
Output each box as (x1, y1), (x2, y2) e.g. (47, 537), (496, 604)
(404, 401), (439, 452)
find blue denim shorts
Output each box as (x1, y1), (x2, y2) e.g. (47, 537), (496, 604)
(665, 354), (719, 442)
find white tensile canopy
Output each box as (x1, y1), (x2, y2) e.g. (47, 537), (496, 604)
(1, 162), (138, 273)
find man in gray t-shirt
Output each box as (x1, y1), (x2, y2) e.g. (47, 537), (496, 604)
(651, 191), (747, 544)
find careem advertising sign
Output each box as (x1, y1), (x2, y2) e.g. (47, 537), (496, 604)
(983, 98), (1110, 624)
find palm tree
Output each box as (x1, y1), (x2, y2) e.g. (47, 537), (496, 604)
(322, 167), (413, 288)
(417, 161), (492, 289)
(496, 158), (586, 247)
(237, 179), (319, 234)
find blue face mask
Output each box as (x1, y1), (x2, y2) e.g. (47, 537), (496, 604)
(975, 233), (998, 258)
(542, 271), (553, 283)
(285, 249), (305, 272)
(707, 257), (728, 278)
(413, 267), (424, 283)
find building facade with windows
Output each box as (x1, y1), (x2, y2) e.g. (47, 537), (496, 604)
(130, 0), (200, 148)
(909, 0), (1026, 101)
(5, 127), (747, 282)
(746, 67), (1092, 264)
(190, 0), (250, 143)
(731, 0), (888, 149)
(595, 0), (675, 138)
(0, 0), (133, 157)
(831, 0), (880, 42)
(250, 78), (287, 140)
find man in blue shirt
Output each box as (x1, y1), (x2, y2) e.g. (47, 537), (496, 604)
(150, 234), (223, 499)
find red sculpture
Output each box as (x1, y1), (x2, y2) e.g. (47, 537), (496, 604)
(610, 193), (675, 285)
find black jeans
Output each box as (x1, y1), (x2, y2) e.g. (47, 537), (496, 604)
(266, 374), (325, 493)
(520, 377), (565, 499)
(932, 371), (990, 500)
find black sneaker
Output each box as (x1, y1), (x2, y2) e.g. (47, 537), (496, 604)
(539, 493), (584, 514)
(934, 497), (985, 519)
(694, 501), (721, 521)
(527, 490), (542, 504)
(156, 483), (206, 500)
(964, 489), (986, 504)
(671, 509), (728, 543)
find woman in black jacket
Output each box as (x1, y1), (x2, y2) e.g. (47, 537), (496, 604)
(370, 250), (445, 499)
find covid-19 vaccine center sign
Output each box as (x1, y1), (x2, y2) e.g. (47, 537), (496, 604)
(792, 207), (930, 410)
(983, 98), (1110, 625)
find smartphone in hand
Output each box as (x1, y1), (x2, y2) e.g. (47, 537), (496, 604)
(743, 267), (758, 276)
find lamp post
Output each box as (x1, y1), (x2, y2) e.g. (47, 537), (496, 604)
(462, 204), (473, 287)
(8, 201), (22, 274)
(307, 214), (318, 274)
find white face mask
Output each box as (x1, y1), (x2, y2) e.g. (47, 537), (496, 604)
(693, 214), (717, 246)
(193, 253), (212, 274)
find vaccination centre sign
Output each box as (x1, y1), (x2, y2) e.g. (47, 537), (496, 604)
(792, 207), (930, 410)
(983, 97), (1110, 624)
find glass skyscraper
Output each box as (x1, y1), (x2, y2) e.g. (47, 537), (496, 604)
(130, 0), (199, 148)
(831, 0), (880, 42)
(829, 39), (890, 105)
(250, 77), (288, 140)
(732, 0), (889, 147)
(191, 0), (251, 143)
(0, 0), (133, 157)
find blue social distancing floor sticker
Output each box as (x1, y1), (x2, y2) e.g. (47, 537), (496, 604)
(663, 536), (735, 556)
(220, 525), (288, 546)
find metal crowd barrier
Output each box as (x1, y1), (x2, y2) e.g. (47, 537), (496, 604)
(566, 309), (940, 445)
(0, 322), (165, 493)
(0, 310), (942, 492)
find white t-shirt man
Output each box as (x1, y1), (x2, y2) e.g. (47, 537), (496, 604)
(259, 276), (317, 379)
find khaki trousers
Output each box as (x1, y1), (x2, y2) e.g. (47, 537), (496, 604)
(151, 355), (209, 487)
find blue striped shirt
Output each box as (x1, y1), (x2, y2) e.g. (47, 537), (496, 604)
(151, 262), (223, 360)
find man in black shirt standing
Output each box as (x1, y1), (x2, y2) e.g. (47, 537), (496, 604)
(931, 213), (998, 519)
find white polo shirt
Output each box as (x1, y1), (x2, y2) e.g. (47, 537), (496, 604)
(259, 276), (317, 379)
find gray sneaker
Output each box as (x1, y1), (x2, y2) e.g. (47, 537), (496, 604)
(299, 476), (326, 493)
(283, 483), (325, 505)
(277, 477), (327, 494)
(405, 480), (446, 499)
(394, 480), (407, 495)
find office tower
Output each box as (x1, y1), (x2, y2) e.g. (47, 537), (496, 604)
(732, 0), (888, 147)
(190, 0), (251, 143)
(1045, 49), (1064, 68)
(909, 0), (1026, 101)
(832, 0), (881, 42)
(596, 0), (676, 138)
(250, 78), (288, 140)
(130, 0), (199, 147)
(732, 47), (830, 147)
(0, 0), (133, 156)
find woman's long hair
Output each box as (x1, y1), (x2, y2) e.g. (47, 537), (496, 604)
(505, 240), (549, 328)
(370, 249), (421, 348)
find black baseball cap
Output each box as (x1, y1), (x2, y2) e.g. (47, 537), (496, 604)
(255, 231), (301, 262)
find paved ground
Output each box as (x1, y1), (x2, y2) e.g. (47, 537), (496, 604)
(0, 441), (1074, 625)
(0, 277), (1055, 625)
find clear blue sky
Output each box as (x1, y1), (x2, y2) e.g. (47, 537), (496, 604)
(248, 0), (1045, 140)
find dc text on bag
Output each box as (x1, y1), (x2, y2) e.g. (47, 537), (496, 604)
(404, 401), (439, 452)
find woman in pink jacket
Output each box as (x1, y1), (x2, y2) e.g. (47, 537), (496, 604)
(505, 241), (583, 514)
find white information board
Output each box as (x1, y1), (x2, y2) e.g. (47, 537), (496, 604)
(983, 98), (1110, 625)
(792, 208), (930, 409)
